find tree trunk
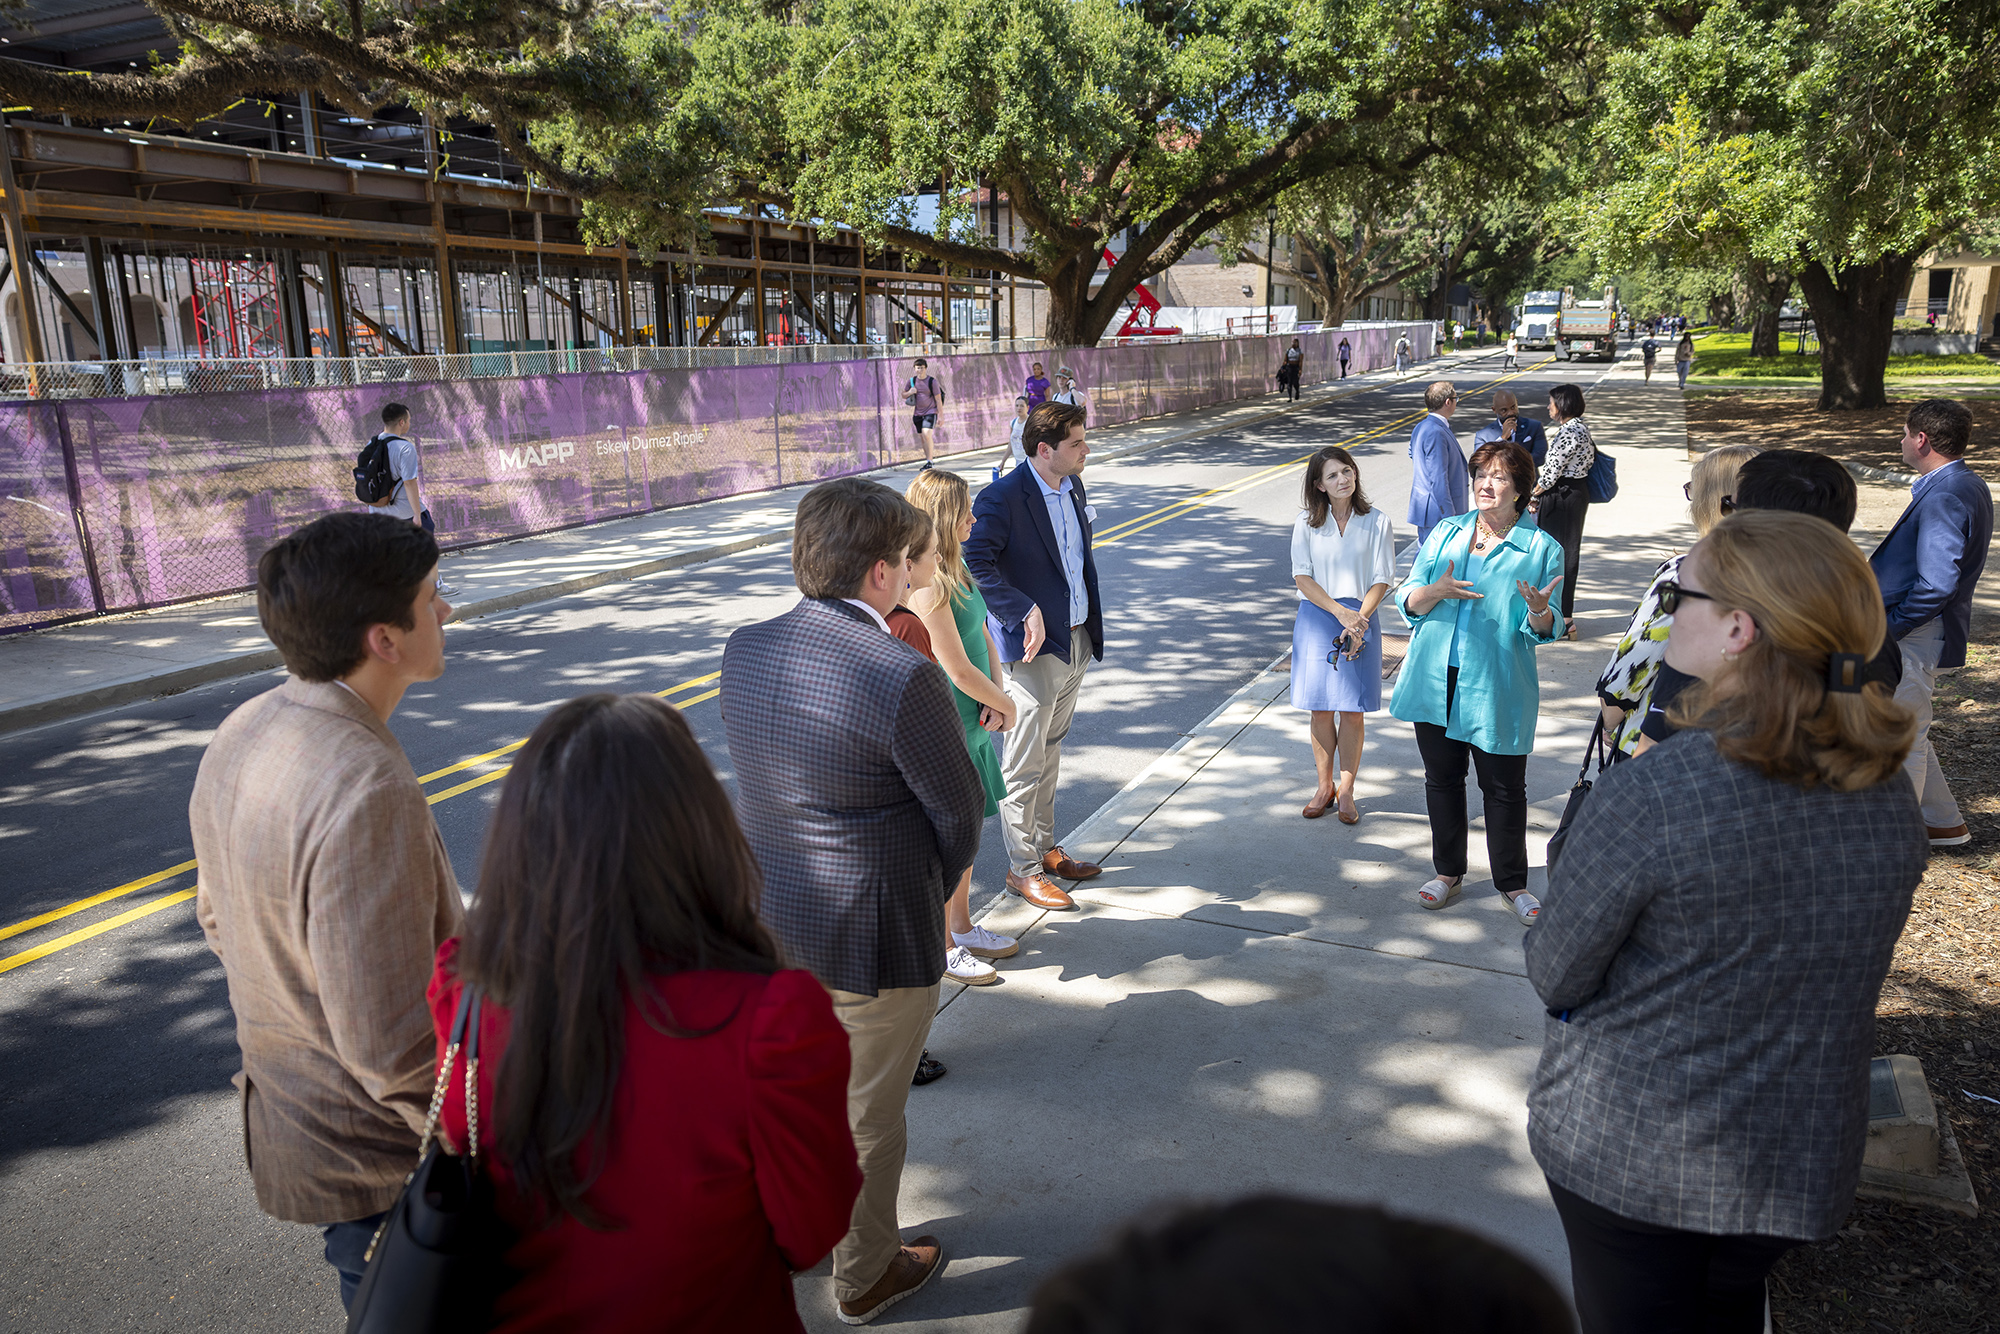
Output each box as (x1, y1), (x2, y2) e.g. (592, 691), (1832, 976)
(1795, 253), (1918, 410)
(1039, 252), (1107, 346)
(1745, 259), (1793, 358)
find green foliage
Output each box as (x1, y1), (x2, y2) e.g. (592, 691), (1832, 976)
(1690, 332), (2000, 380)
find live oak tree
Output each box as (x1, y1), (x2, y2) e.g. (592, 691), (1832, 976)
(651, 0), (1596, 346)
(1581, 0), (2000, 409)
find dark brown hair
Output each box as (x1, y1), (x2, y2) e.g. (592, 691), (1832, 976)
(1467, 441), (1536, 514)
(456, 694), (784, 1227)
(1024, 400), (1087, 458)
(1670, 511), (1913, 790)
(1423, 380), (1457, 410)
(1906, 398), (1972, 458)
(791, 478), (928, 598)
(1025, 1195), (1571, 1334)
(381, 402), (410, 428)
(256, 511), (437, 681)
(1301, 447), (1372, 527)
(1548, 383), (1586, 421)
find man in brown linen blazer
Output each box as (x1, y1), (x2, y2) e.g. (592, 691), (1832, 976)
(189, 512), (462, 1312)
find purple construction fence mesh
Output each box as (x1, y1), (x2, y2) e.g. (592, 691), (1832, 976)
(0, 324), (1430, 632)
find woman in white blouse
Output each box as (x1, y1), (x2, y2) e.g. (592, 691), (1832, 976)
(1291, 446), (1398, 822)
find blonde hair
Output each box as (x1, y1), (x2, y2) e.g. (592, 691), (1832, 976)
(1670, 510), (1913, 790)
(1688, 444), (1761, 536)
(904, 469), (972, 606)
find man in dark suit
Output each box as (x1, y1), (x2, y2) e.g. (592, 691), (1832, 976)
(1470, 388), (1548, 468)
(720, 477), (983, 1326)
(963, 401), (1106, 913)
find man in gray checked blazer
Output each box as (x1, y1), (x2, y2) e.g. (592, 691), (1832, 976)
(721, 476), (983, 1326)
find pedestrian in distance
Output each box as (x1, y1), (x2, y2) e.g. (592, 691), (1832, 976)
(1870, 398), (1994, 847)
(1050, 364), (1087, 409)
(1641, 333), (1660, 382)
(1338, 335), (1352, 378)
(1023, 1196), (1574, 1334)
(1673, 333), (1695, 389)
(719, 477), (985, 1326)
(1533, 382), (1595, 638)
(1277, 337), (1304, 400)
(1595, 444), (1761, 759)
(964, 400), (1107, 913)
(1405, 380), (1467, 546)
(904, 357), (946, 468)
(907, 469), (1023, 975)
(187, 511), (462, 1314)
(358, 401), (457, 595)
(428, 693), (862, 1332)
(1528, 511), (1926, 1334)
(1025, 361), (1050, 410)
(1289, 447), (1397, 824)
(1503, 332), (1519, 370)
(1390, 441), (1564, 923)
(1470, 389), (1548, 468)
(995, 394), (1031, 480)
(1394, 332), (1412, 375)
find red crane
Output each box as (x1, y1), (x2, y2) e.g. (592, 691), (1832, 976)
(1101, 248), (1182, 337)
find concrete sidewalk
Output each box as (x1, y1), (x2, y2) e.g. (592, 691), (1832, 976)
(789, 359), (1709, 1329)
(0, 346), (1489, 735)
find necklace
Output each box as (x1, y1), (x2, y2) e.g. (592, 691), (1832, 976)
(1471, 513), (1515, 553)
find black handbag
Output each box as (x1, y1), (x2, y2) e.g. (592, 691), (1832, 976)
(1544, 717), (1608, 874)
(346, 987), (513, 1334)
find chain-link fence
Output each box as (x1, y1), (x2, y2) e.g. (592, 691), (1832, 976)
(0, 323), (1433, 633)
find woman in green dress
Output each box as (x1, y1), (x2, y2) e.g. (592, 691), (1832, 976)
(907, 469), (1020, 976)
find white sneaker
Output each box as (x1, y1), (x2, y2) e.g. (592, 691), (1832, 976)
(951, 925), (1019, 959)
(944, 945), (999, 986)
(435, 580), (460, 597)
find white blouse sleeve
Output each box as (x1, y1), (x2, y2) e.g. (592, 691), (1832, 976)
(1290, 515), (1315, 579)
(1368, 511), (1398, 588)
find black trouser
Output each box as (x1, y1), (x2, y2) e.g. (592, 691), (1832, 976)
(1549, 1180), (1799, 1334)
(1412, 669), (1529, 896)
(1536, 478), (1588, 620)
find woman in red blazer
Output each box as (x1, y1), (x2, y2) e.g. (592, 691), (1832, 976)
(428, 693), (861, 1332)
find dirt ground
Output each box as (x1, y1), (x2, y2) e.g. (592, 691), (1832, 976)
(1686, 391), (2000, 485)
(1685, 407), (2000, 1332)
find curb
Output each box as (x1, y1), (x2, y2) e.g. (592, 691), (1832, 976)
(0, 351), (1454, 737)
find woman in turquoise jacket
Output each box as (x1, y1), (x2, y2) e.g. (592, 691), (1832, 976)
(1390, 440), (1565, 922)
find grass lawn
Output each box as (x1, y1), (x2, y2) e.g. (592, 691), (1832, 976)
(1689, 330), (2000, 380)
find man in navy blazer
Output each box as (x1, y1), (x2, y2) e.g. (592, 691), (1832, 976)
(721, 477), (982, 1323)
(1407, 381), (1468, 545)
(1469, 388), (1548, 467)
(1870, 399), (1994, 846)
(963, 400), (1106, 911)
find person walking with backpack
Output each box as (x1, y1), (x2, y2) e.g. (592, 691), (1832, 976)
(1674, 333), (1696, 389)
(904, 358), (945, 469)
(1394, 333), (1412, 375)
(356, 402), (456, 595)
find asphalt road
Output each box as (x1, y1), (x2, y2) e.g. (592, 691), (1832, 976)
(0, 351), (1573, 1331)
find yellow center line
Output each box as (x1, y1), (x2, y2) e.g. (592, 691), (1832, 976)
(1, 362), (1548, 974)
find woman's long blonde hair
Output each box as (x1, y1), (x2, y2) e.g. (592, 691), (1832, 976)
(1687, 444), (1761, 536)
(905, 468), (973, 606)
(1670, 510), (1913, 790)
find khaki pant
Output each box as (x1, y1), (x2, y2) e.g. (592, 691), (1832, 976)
(827, 982), (939, 1302)
(1897, 619), (1964, 828)
(999, 627), (1093, 879)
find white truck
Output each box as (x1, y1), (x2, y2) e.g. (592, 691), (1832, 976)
(1516, 290), (1566, 350)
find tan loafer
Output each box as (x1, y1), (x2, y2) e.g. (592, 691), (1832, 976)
(1005, 871), (1076, 910)
(837, 1236), (944, 1325)
(1042, 845), (1103, 880)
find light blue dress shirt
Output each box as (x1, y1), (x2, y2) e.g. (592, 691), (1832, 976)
(1033, 468), (1090, 627)
(1390, 510), (1564, 755)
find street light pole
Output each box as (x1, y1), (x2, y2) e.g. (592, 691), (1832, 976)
(1265, 204), (1279, 334)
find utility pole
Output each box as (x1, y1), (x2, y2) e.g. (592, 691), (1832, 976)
(1264, 204), (1278, 335)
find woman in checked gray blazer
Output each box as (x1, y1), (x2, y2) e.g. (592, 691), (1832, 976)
(1525, 511), (1926, 1334)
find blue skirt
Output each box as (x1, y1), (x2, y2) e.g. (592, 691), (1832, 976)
(1291, 599), (1382, 713)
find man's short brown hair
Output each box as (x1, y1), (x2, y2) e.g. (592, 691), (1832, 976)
(257, 512), (437, 682)
(1907, 398), (1972, 459)
(792, 478), (928, 598)
(1023, 401), (1086, 459)
(1424, 381), (1457, 411)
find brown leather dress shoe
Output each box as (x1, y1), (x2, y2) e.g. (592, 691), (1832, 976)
(837, 1236), (944, 1325)
(1042, 845), (1103, 880)
(1006, 870), (1076, 910)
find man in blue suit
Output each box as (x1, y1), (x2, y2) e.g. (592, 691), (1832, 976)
(1469, 388), (1548, 467)
(1407, 380), (1468, 546)
(964, 400), (1106, 912)
(1871, 398), (1994, 847)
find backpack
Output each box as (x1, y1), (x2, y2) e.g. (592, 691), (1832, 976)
(354, 433), (402, 505)
(903, 376), (938, 412)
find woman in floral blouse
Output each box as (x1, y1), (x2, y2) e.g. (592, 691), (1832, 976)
(1595, 444), (1762, 755)
(1533, 382), (1595, 638)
